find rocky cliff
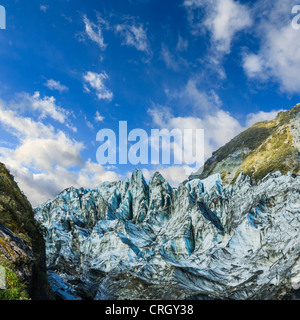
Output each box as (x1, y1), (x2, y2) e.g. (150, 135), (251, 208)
(0, 163), (50, 300)
(196, 105), (300, 184)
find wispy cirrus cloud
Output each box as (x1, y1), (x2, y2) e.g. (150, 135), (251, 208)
(161, 44), (181, 71)
(79, 12), (152, 61)
(82, 14), (108, 50)
(115, 20), (151, 54)
(176, 35), (188, 52)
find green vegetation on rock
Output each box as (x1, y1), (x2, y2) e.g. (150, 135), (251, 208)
(0, 266), (29, 300)
(199, 105), (300, 184)
(0, 162), (51, 300)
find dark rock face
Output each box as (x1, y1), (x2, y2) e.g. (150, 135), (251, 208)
(0, 162), (50, 300)
(0, 224), (33, 283)
(35, 170), (300, 300)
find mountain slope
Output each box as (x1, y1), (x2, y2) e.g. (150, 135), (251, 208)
(197, 105), (300, 184)
(34, 106), (300, 300)
(0, 162), (50, 300)
(35, 170), (300, 300)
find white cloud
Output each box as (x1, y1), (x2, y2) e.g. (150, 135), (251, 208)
(149, 106), (243, 160)
(11, 91), (71, 125)
(161, 44), (180, 71)
(115, 22), (150, 54)
(83, 15), (107, 50)
(183, 0), (252, 53)
(205, 0), (252, 53)
(0, 102), (83, 170)
(62, 14), (72, 23)
(44, 79), (69, 93)
(242, 53), (263, 78)
(148, 78), (244, 181)
(147, 76), (257, 180)
(0, 98), (120, 206)
(40, 5), (49, 13)
(85, 119), (94, 130)
(0, 106), (54, 140)
(76, 160), (120, 187)
(11, 135), (84, 172)
(148, 73), (288, 182)
(242, 0), (300, 93)
(184, 0), (300, 93)
(94, 111), (105, 122)
(243, 25), (300, 93)
(176, 35), (188, 52)
(160, 42), (189, 71)
(146, 101), (243, 183)
(173, 79), (222, 113)
(5, 159), (120, 207)
(83, 71), (113, 101)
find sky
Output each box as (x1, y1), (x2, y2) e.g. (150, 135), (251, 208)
(0, 0), (300, 206)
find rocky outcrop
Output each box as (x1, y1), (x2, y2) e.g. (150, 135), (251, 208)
(0, 162), (50, 300)
(35, 169), (300, 300)
(0, 224), (33, 285)
(195, 105), (300, 184)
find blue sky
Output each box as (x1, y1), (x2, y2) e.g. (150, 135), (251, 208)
(0, 0), (300, 205)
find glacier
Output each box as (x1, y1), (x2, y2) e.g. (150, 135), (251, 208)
(34, 170), (300, 300)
